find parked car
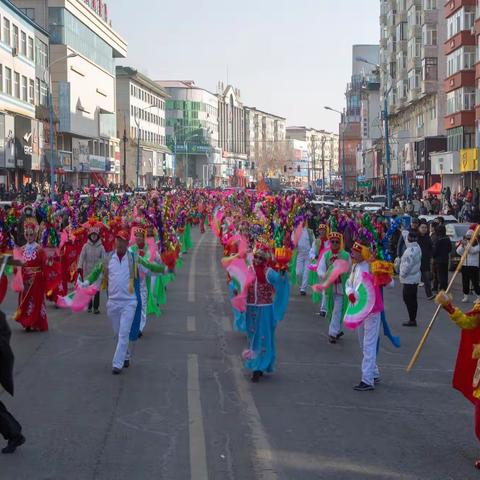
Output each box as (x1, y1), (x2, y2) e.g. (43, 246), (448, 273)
(419, 214), (458, 225)
(446, 223), (471, 271)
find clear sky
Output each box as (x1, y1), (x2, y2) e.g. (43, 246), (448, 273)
(111, 0), (379, 134)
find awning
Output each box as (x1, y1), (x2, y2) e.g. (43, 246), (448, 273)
(426, 182), (441, 195)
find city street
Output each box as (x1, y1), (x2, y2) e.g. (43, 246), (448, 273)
(0, 228), (477, 480)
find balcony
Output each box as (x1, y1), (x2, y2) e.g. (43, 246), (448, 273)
(444, 31), (476, 56)
(421, 45), (438, 59)
(444, 110), (475, 131)
(407, 87), (420, 103)
(421, 79), (438, 95)
(421, 9), (438, 25)
(445, 0), (477, 20)
(444, 70), (475, 93)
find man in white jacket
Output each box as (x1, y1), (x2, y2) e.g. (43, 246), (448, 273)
(400, 230), (422, 327)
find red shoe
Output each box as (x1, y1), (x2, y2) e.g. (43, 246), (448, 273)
(474, 460), (480, 469)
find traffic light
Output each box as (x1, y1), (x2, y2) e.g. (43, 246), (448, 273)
(284, 165), (287, 173)
(297, 165), (301, 173)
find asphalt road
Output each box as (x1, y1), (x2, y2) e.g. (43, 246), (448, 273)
(0, 228), (478, 480)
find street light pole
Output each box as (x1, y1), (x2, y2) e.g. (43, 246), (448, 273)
(324, 106), (346, 195)
(355, 56), (392, 208)
(44, 52), (78, 201)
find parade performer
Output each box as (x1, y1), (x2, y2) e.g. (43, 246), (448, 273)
(13, 218), (49, 332)
(129, 222), (162, 336)
(317, 231), (351, 344)
(77, 219), (105, 314)
(435, 291), (480, 468)
(309, 224), (330, 314)
(346, 241), (383, 391)
(78, 229), (166, 374)
(242, 244), (289, 382)
(292, 220), (315, 296)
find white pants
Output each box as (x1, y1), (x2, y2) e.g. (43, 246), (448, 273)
(328, 293), (344, 337)
(296, 251), (310, 292)
(107, 300), (137, 369)
(320, 291), (327, 313)
(357, 312), (381, 386)
(139, 280), (148, 333)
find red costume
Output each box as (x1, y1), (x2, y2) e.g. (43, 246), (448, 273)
(14, 242), (49, 331)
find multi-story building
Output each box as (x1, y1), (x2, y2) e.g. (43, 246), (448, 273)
(217, 83), (247, 187)
(12, 0), (127, 187)
(357, 70), (382, 189)
(438, 0), (477, 192)
(244, 106), (286, 180)
(341, 45), (379, 191)
(287, 126), (339, 190)
(0, 0), (49, 189)
(157, 80), (219, 187)
(379, 0), (446, 196)
(116, 67), (169, 188)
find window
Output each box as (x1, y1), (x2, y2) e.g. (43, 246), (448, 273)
(422, 25), (437, 46)
(416, 113), (424, 129)
(21, 75), (27, 101)
(422, 57), (438, 81)
(20, 31), (26, 56)
(0, 65), (3, 93)
(430, 104), (437, 120)
(29, 79), (34, 104)
(447, 7), (475, 39)
(407, 68), (420, 91)
(12, 25), (18, 52)
(3, 18), (10, 46)
(13, 72), (19, 98)
(40, 81), (47, 105)
(28, 37), (33, 60)
(447, 46), (476, 77)
(49, 7), (115, 73)
(35, 40), (47, 68)
(423, 0), (436, 9)
(19, 8), (35, 20)
(447, 87), (475, 114)
(35, 77), (40, 105)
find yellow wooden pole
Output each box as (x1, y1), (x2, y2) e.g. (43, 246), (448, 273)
(406, 224), (480, 372)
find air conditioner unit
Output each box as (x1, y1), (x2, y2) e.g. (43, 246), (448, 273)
(11, 47), (17, 57)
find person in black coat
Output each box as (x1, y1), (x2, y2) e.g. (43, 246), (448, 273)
(0, 308), (25, 454)
(417, 219), (434, 299)
(432, 225), (452, 291)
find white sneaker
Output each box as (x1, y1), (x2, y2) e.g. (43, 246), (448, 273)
(462, 295), (470, 303)
(419, 282), (424, 287)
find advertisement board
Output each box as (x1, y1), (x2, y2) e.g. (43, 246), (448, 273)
(14, 116), (32, 170)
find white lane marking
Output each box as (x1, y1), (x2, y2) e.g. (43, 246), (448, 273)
(187, 354), (209, 480)
(271, 450), (418, 480)
(222, 315), (232, 333)
(230, 355), (279, 480)
(188, 233), (205, 303)
(187, 315), (196, 332)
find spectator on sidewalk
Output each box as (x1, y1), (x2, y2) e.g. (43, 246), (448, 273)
(417, 219), (434, 299)
(457, 229), (480, 303)
(432, 225), (452, 291)
(400, 229), (422, 327)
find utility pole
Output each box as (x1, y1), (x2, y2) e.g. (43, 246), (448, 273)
(122, 113), (127, 190)
(321, 136), (326, 192)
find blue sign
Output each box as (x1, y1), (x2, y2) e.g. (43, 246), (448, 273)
(316, 179), (323, 187)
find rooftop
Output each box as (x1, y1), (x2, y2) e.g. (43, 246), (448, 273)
(116, 66), (170, 98)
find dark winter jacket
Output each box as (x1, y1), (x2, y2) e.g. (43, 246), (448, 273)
(432, 236), (452, 265)
(417, 234), (433, 272)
